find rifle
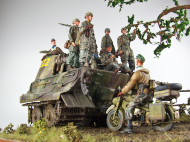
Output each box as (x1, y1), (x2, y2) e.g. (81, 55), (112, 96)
(58, 23), (71, 27)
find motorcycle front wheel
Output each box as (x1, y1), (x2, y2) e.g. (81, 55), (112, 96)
(153, 107), (174, 132)
(106, 109), (124, 131)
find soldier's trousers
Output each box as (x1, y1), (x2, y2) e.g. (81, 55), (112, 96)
(67, 51), (79, 68)
(125, 94), (151, 120)
(121, 48), (135, 71)
(79, 48), (93, 64)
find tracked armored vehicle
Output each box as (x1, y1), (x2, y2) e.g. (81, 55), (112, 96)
(20, 54), (130, 126)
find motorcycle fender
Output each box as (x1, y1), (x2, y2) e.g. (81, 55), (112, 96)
(106, 105), (115, 114)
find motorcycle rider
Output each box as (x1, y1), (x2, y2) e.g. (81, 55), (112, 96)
(118, 54), (151, 133)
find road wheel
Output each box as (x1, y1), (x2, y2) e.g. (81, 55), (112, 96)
(106, 109), (124, 131)
(44, 104), (57, 127)
(153, 107), (174, 132)
(32, 106), (42, 123)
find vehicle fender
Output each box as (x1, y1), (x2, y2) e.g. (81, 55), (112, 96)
(106, 105), (115, 114)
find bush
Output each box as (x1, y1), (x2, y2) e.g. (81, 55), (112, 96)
(16, 124), (30, 135)
(61, 122), (83, 142)
(3, 123), (15, 134)
(33, 119), (48, 142)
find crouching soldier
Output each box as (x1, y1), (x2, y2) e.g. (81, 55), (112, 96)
(67, 18), (80, 69)
(100, 44), (119, 72)
(118, 54), (151, 133)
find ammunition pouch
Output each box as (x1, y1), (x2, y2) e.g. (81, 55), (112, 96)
(64, 40), (71, 49)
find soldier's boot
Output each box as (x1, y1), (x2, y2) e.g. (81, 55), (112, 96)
(128, 60), (135, 72)
(79, 62), (84, 67)
(120, 120), (133, 134)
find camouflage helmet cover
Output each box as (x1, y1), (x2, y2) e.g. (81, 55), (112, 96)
(121, 27), (126, 33)
(72, 18), (80, 24)
(85, 12), (93, 18)
(105, 28), (110, 33)
(136, 54), (145, 62)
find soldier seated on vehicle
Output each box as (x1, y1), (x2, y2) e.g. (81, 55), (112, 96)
(41, 38), (67, 74)
(118, 54), (152, 134)
(41, 38), (65, 60)
(99, 44), (120, 72)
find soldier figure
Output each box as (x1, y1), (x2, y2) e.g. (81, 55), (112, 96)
(118, 54), (151, 133)
(117, 27), (136, 71)
(50, 38), (64, 55)
(100, 44), (119, 72)
(77, 12), (98, 67)
(100, 28), (115, 56)
(41, 38), (64, 61)
(67, 18), (80, 69)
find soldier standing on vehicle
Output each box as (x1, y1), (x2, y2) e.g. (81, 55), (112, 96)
(117, 27), (136, 71)
(118, 54), (151, 134)
(67, 18), (80, 69)
(100, 28), (115, 56)
(77, 12), (98, 67)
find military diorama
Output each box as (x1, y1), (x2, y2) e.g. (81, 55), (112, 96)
(20, 11), (190, 134)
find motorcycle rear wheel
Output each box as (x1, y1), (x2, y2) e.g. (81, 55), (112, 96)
(153, 107), (174, 132)
(106, 109), (124, 131)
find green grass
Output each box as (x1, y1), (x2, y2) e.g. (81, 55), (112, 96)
(1, 121), (190, 142)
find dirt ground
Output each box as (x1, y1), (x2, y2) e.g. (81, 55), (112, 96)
(79, 122), (190, 142)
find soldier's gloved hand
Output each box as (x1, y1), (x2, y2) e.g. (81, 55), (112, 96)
(87, 24), (93, 29)
(118, 92), (125, 96)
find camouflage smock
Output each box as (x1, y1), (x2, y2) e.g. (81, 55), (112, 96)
(100, 34), (115, 55)
(68, 25), (79, 52)
(78, 20), (97, 53)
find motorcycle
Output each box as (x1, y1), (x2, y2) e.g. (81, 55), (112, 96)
(106, 85), (181, 132)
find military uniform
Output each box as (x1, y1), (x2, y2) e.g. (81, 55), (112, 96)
(41, 45), (64, 61)
(119, 54), (151, 133)
(67, 24), (80, 68)
(100, 52), (119, 71)
(77, 14), (97, 66)
(50, 45), (64, 55)
(117, 31), (136, 71)
(100, 30), (115, 56)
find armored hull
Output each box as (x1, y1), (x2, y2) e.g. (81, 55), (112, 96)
(20, 55), (130, 126)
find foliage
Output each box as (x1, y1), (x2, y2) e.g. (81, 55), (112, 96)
(3, 123), (15, 134)
(61, 122), (83, 142)
(104, 0), (190, 57)
(16, 124), (31, 135)
(33, 119), (48, 141)
(106, 0), (149, 11)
